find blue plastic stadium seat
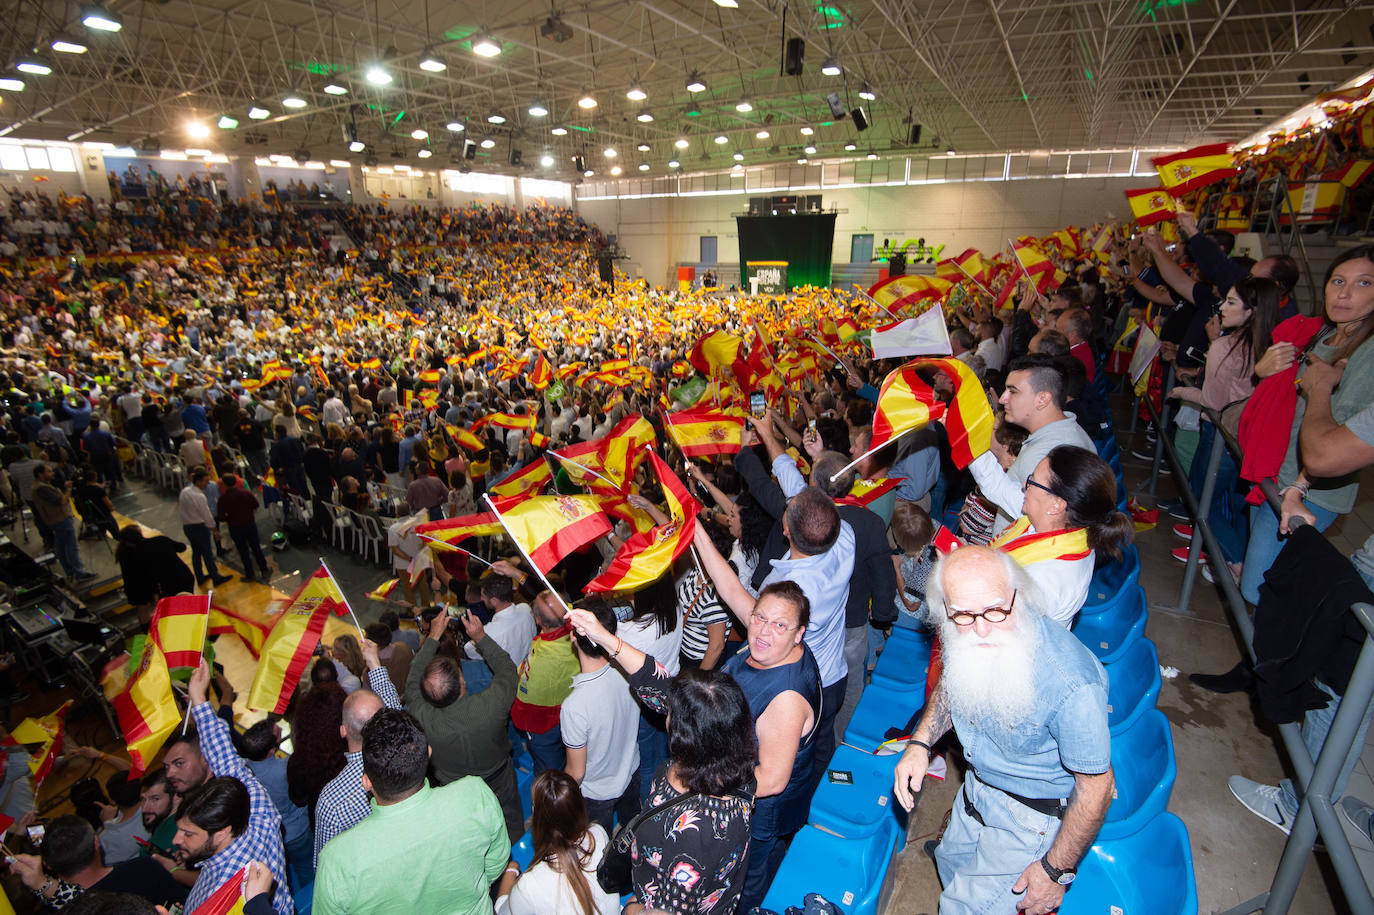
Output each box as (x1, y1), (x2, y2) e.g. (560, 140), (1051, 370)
(1097, 437), (1120, 463)
(511, 830), (535, 869)
(1083, 547), (1141, 613)
(1100, 709), (1176, 841)
(808, 744), (906, 844)
(1072, 585), (1146, 664)
(1104, 637), (1161, 736)
(293, 882), (313, 915)
(1059, 812), (1198, 915)
(870, 628), (933, 691)
(760, 820), (902, 915)
(843, 680), (926, 754)
(517, 761), (535, 823)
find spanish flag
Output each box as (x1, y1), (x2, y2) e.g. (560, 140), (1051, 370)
(869, 364), (945, 453)
(149, 594), (211, 669)
(361, 357), (383, 371)
(595, 493), (658, 535)
(1090, 225), (1114, 262)
(11, 701), (73, 785)
(108, 644), (179, 777)
(1325, 160), (1374, 188)
(489, 459), (553, 499)
(916, 358), (995, 468)
(867, 275), (933, 312)
(444, 422), (485, 452)
(207, 604), (270, 659)
(416, 511), (506, 545)
(366, 578), (402, 601)
(1152, 143), (1238, 197)
(1125, 187), (1176, 227)
(490, 494), (612, 572)
(191, 866), (247, 915)
(529, 354), (554, 390)
(954, 248), (991, 286)
(473, 411), (536, 434)
(688, 331), (747, 380)
(418, 369), (442, 385)
(989, 516), (1091, 564)
(1011, 240), (1054, 280)
(664, 406), (746, 458)
(837, 477), (900, 508)
(600, 414), (657, 484)
(246, 567), (347, 715)
(586, 452), (699, 593)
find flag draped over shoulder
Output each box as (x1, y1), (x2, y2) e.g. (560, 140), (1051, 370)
(148, 594), (211, 669)
(491, 494), (611, 572)
(915, 357), (995, 468)
(989, 517), (1092, 564)
(586, 451), (700, 593)
(1153, 143), (1239, 196)
(1125, 187), (1177, 227)
(869, 364), (945, 452)
(837, 478), (900, 508)
(247, 567), (347, 715)
(663, 406), (746, 457)
(108, 644), (179, 777)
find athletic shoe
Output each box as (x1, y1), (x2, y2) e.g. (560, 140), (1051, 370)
(1228, 776), (1292, 835)
(1159, 498), (1189, 520)
(1338, 796), (1374, 850)
(1130, 446), (1156, 461)
(1173, 523), (1194, 541)
(1201, 564), (1215, 585)
(1171, 546), (1205, 563)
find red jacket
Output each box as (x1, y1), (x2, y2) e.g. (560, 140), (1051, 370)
(1240, 315), (1325, 501)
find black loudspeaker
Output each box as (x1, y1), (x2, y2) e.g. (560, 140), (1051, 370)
(574, 155), (585, 172)
(909, 124), (922, 145)
(784, 37), (804, 76)
(887, 252), (907, 276)
(596, 254), (614, 283)
(851, 107), (869, 131)
(463, 141), (477, 160)
(827, 92), (846, 119)
(509, 148), (523, 166)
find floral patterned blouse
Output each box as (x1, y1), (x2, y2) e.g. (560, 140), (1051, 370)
(625, 658), (754, 915)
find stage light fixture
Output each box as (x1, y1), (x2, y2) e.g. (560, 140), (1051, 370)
(859, 83), (876, 100)
(472, 34), (501, 57)
(821, 57), (841, 76)
(418, 49), (447, 72)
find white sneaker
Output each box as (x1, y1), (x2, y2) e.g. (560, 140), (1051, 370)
(1229, 775), (1292, 835)
(1338, 796), (1374, 851)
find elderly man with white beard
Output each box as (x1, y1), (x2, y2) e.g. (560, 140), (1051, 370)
(893, 545), (1114, 915)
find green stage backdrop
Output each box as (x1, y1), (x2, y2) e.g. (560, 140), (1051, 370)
(736, 213), (836, 289)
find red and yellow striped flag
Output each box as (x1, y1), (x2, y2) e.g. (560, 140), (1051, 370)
(473, 411), (536, 434)
(149, 594), (211, 669)
(418, 369), (441, 385)
(529, 354), (553, 390)
(688, 331), (746, 379)
(954, 248), (991, 286)
(246, 568), (346, 715)
(1125, 187), (1176, 227)
(1152, 143), (1238, 196)
(108, 643), (179, 777)
(664, 407), (746, 457)
(11, 701), (73, 785)
(989, 516), (1092, 564)
(491, 494), (612, 572)
(916, 357), (995, 468)
(190, 866), (247, 915)
(444, 422), (484, 452)
(489, 459), (553, 499)
(837, 477), (900, 508)
(207, 604), (270, 658)
(869, 364), (945, 453)
(416, 511), (505, 545)
(586, 451), (700, 593)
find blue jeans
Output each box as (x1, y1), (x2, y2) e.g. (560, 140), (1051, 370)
(50, 517), (85, 577)
(935, 775), (1062, 915)
(1241, 500), (1339, 605)
(1189, 423), (1247, 564)
(636, 714), (668, 805)
(284, 825), (315, 894)
(1278, 679), (1374, 817)
(523, 723), (565, 775)
(183, 523), (220, 581)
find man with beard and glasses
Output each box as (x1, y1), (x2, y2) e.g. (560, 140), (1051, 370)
(892, 546), (1114, 915)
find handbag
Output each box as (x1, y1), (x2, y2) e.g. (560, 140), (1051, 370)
(595, 790), (700, 895)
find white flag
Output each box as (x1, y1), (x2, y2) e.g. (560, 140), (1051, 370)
(870, 305), (953, 359)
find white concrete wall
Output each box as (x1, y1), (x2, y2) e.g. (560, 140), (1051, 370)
(577, 174), (1145, 288)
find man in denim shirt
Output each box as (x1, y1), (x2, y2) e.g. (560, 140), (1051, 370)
(894, 546), (1114, 915)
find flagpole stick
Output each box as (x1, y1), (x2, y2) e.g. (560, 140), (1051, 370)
(803, 330), (844, 367)
(319, 557), (366, 637)
(481, 494), (572, 616)
(547, 451), (620, 490)
(952, 261), (994, 299)
(419, 536), (494, 569)
(828, 427), (916, 484)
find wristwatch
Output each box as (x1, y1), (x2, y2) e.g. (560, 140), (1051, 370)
(1040, 856), (1076, 886)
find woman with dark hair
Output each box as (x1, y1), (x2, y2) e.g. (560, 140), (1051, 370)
(563, 602), (756, 915)
(1167, 275), (1281, 578)
(991, 444), (1133, 625)
(114, 524), (195, 625)
(285, 681), (347, 825)
(495, 771), (619, 915)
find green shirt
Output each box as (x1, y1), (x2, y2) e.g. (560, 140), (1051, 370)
(313, 778), (509, 915)
(405, 636), (517, 783)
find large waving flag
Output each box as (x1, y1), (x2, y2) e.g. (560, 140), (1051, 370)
(586, 451), (700, 593)
(149, 594), (211, 670)
(916, 357), (995, 468)
(490, 494), (612, 572)
(473, 411), (536, 434)
(869, 365), (946, 453)
(1125, 187), (1176, 227)
(108, 644), (180, 777)
(954, 248), (991, 287)
(490, 459), (554, 499)
(867, 275), (933, 312)
(664, 406), (746, 457)
(207, 604), (270, 659)
(247, 567), (347, 715)
(1153, 143), (1238, 196)
(688, 331), (746, 379)
(599, 414), (657, 487)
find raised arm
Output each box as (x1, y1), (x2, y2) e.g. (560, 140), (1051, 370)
(691, 522), (755, 625)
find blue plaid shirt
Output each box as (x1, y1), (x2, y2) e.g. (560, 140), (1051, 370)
(312, 667), (403, 867)
(184, 702), (294, 915)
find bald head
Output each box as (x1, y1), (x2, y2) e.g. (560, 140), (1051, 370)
(928, 545), (1032, 622)
(341, 689), (385, 752)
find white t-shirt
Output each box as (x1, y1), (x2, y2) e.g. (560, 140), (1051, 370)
(1022, 553), (1095, 626)
(560, 665), (641, 801)
(465, 603), (537, 666)
(497, 824), (619, 915)
(618, 613), (685, 677)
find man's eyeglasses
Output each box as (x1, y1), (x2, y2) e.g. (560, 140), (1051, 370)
(750, 611), (799, 635)
(947, 589), (1017, 627)
(1022, 478), (1057, 498)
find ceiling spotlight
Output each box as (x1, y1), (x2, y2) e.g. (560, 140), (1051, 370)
(800, 125), (814, 136)
(637, 111), (654, 123)
(866, 151), (879, 160)
(323, 83), (348, 95)
(804, 144), (816, 154)
(81, 4), (122, 31)
(418, 49), (446, 72)
(417, 148), (433, 158)
(686, 73), (706, 93)
(528, 102), (549, 117)
(487, 113), (505, 124)
(217, 115), (239, 129)
(248, 104), (270, 119)
(821, 56), (842, 76)
(551, 126), (568, 136)
(0, 78), (24, 91)
(713, 0), (739, 7)
(446, 120), (465, 132)
(603, 147), (617, 158)
(610, 165), (623, 176)
(859, 83), (876, 100)
(15, 54), (52, 76)
(844, 142), (856, 151)
(281, 94), (307, 109)
(626, 84), (647, 101)
(480, 137), (496, 148)
(668, 159), (680, 168)
(472, 34), (501, 57)
(674, 137), (689, 149)
(348, 139), (366, 152)
(540, 153), (554, 167)
(756, 130), (770, 140)
(736, 99), (753, 113)
(636, 142), (651, 152)
(733, 151), (744, 161)
(411, 128), (429, 139)
(186, 121), (211, 139)
(364, 66), (392, 86)
(51, 35), (87, 54)
(638, 162), (650, 171)
(714, 135), (728, 144)
(578, 93), (598, 109)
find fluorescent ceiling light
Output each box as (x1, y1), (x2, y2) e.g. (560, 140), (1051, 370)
(281, 95), (307, 109)
(329, 159), (351, 167)
(248, 105), (270, 119)
(365, 66), (392, 86)
(15, 56), (52, 76)
(217, 115), (239, 129)
(323, 83), (348, 95)
(51, 37), (87, 54)
(0, 78), (24, 91)
(472, 35), (501, 57)
(713, 0), (739, 7)
(418, 50), (446, 72)
(81, 6), (122, 31)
